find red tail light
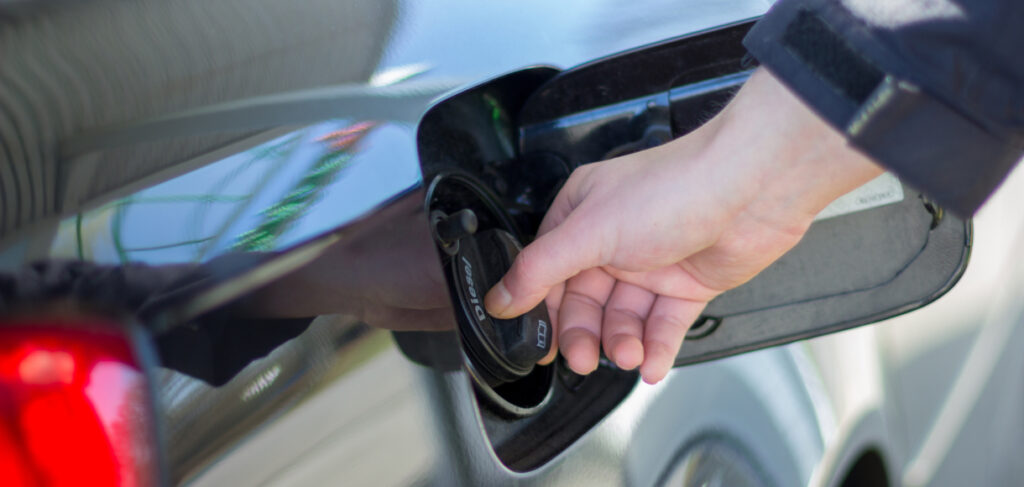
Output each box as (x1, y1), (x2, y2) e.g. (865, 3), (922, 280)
(0, 321), (160, 486)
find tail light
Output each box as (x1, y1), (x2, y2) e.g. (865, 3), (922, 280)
(0, 320), (161, 486)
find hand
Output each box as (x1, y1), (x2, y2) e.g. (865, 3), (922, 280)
(243, 201), (454, 331)
(484, 68), (884, 384)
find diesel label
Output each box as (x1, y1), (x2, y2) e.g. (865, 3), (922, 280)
(462, 256), (487, 322)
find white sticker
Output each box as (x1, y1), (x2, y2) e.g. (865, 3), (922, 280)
(814, 172), (905, 221)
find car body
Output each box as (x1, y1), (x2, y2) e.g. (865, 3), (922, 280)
(0, 1), (1020, 486)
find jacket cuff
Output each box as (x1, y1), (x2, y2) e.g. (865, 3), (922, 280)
(743, 0), (1023, 217)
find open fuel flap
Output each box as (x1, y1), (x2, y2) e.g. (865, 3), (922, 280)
(509, 20), (970, 367)
(414, 18), (970, 468)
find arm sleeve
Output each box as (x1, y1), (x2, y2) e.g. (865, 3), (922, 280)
(743, 0), (1024, 216)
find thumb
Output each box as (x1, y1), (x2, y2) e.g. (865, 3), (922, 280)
(484, 216), (600, 319)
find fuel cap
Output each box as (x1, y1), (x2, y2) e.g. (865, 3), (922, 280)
(450, 226), (553, 387)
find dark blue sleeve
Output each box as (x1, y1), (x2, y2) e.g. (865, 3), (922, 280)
(744, 0), (1024, 216)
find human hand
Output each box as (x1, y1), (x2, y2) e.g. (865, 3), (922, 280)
(242, 201), (454, 331)
(484, 68), (884, 384)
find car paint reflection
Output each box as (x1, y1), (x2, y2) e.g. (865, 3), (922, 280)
(50, 119), (420, 265)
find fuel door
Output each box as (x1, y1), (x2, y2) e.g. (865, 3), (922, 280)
(417, 19), (970, 375)
(514, 20), (971, 367)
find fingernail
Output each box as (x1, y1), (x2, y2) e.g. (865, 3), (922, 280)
(568, 356), (598, 376)
(484, 281), (512, 317)
(640, 365), (663, 385)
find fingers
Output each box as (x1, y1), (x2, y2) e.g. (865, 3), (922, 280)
(605, 265), (722, 303)
(639, 295), (705, 384)
(484, 213), (601, 319)
(602, 282), (655, 370)
(556, 269), (615, 375)
(485, 165), (600, 320)
(537, 283), (564, 365)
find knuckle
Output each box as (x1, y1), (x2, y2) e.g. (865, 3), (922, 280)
(606, 304), (646, 324)
(508, 253), (549, 301)
(653, 312), (691, 336)
(566, 166), (590, 186)
(562, 289), (604, 310)
(514, 244), (544, 278)
(564, 166), (597, 203)
(561, 327), (595, 347)
(642, 340), (676, 361)
(607, 332), (640, 347)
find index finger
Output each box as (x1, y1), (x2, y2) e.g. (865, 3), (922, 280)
(484, 214), (601, 319)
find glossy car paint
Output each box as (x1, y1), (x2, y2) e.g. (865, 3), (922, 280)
(1, 1), (1021, 486)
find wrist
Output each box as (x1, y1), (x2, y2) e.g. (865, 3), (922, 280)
(706, 68), (884, 222)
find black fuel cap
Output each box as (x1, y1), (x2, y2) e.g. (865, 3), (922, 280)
(451, 227), (553, 387)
